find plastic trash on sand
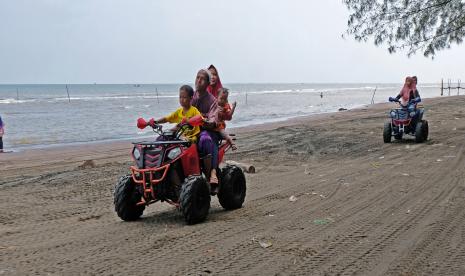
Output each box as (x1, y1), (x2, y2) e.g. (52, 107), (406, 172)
(259, 241), (273, 249)
(313, 219), (330, 225)
(289, 195), (298, 202)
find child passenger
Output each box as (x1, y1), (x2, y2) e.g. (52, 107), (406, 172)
(215, 88), (237, 149)
(152, 85), (202, 143)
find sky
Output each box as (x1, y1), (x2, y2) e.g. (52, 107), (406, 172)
(0, 0), (464, 84)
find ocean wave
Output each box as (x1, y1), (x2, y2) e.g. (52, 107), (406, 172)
(0, 98), (36, 104)
(244, 89), (316, 95)
(0, 94), (178, 104)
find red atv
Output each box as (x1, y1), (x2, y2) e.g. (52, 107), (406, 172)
(113, 116), (246, 224)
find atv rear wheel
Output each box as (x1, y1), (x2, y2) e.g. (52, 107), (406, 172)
(415, 121), (426, 143)
(114, 175), (145, 221)
(383, 122), (392, 143)
(218, 165), (246, 210)
(179, 175), (211, 225)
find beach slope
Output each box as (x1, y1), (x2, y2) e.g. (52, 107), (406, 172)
(1, 96), (465, 275)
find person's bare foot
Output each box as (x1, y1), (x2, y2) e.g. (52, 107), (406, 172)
(210, 169), (218, 184)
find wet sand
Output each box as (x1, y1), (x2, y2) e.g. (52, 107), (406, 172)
(1, 96), (465, 275)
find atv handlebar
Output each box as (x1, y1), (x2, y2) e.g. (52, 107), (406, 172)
(388, 97), (400, 103)
(389, 97), (421, 104)
(136, 115), (204, 141)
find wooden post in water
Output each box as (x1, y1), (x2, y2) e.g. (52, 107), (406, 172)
(447, 79), (451, 96)
(457, 79), (461, 95)
(370, 86), (377, 104)
(66, 85), (71, 103)
(441, 79), (444, 96)
(156, 88), (159, 104)
(16, 88), (19, 101)
(245, 91), (248, 105)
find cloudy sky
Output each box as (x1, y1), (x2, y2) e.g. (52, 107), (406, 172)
(0, 0), (464, 84)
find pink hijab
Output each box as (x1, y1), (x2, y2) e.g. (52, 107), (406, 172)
(207, 64), (223, 98)
(400, 77), (414, 104)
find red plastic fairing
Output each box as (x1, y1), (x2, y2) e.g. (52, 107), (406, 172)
(180, 144), (201, 176)
(393, 119), (411, 126)
(218, 143), (228, 164)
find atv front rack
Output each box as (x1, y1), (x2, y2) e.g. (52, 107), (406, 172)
(130, 164), (173, 206)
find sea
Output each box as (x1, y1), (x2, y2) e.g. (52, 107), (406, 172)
(0, 83), (442, 151)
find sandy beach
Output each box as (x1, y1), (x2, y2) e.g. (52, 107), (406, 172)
(1, 95), (465, 275)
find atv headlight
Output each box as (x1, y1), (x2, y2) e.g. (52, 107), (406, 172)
(167, 147), (181, 160)
(133, 148), (141, 160)
(409, 111), (416, 117)
(390, 111), (396, 118)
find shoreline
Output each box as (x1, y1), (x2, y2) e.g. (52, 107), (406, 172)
(1, 85), (444, 151)
(0, 95), (458, 178)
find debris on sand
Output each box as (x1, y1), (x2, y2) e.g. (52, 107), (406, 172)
(313, 219), (330, 225)
(371, 162), (381, 169)
(78, 160), (96, 169)
(436, 159), (443, 162)
(401, 173), (410, 176)
(338, 108), (348, 111)
(252, 237), (273, 249)
(289, 195), (298, 202)
(259, 241), (273, 249)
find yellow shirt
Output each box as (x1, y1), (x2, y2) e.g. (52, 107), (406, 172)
(165, 106), (201, 143)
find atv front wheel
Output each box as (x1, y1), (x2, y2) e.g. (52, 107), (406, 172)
(218, 165), (246, 210)
(383, 122), (392, 143)
(179, 175), (211, 224)
(422, 120), (429, 141)
(415, 121), (426, 143)
(114, 175), (145, 221)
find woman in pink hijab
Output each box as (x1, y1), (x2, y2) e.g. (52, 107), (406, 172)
(395, 77), (415, 105)
(207, 64), (223, 98)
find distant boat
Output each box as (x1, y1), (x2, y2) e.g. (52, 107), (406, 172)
(134, 84), (141, 87)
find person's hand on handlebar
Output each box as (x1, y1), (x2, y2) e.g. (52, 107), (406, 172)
(148, 118), (156, 127)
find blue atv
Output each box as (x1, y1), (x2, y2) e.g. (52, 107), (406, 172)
(383, 97), (428, 143)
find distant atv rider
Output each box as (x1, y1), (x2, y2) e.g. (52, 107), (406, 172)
(191, 69), (230, 191)
(393, 76), (421, 105)
(390, 76), (423, 127)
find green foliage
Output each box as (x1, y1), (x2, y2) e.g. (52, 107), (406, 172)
(344, 0), (465, 57)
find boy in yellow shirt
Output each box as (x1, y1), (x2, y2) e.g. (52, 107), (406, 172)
(152, 85), (202, 143)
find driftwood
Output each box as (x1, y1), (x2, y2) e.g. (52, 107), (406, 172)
(225, 161), (256, 174)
